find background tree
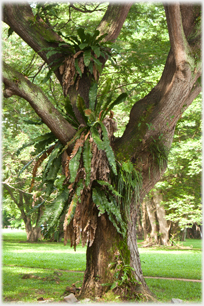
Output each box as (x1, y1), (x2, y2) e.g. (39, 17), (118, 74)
(2, 2), (201, 301)
(140, 94), (202, 245)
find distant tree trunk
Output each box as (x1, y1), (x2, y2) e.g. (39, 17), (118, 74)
(154, 190), (170, 245)
(3, 183), (42, 242)
(145, 196), (158, 243)
(142, 190), (171, 246)
(25, 220), (41, 242)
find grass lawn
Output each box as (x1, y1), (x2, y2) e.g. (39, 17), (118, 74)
(2, 230), (202, 303)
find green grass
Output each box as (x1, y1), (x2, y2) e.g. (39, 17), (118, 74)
(139, 249), (201, 279)
(3, 232), (86, 271)
(2, 230), (203, 303)
(145, 278), (202, 303)
(2, 265), (84, 302)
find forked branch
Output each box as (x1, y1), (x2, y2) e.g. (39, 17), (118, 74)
(165, 4), (189, 66)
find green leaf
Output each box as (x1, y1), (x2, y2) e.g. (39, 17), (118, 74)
(42, 62), (62, 83)
(8, 27), (14, 37)
(75, 58), (82, 77)
(83, 139), (92, 187)
(79, 43), (88, 50)
(99, 122), (117, 175)
(64, 96), (79, 125)
(89, 82), (98, 111)
(92, 57), (102, 73)
(46, 188), (69, 230)
(65, 180), (83, 225)
(92, 187), (107, 216)
(90, 29), (100, 43)
(83, 49), (92, 66)
(46, 50), (59, 59)
(62, 127), (86, 154)
(91, 45), (101, 57)
(43, 146), (62, 182)
(90, 125), (104, 150)
(84, 109), (96, 124)
(102, 93), (128, 120)
(40, 188), (69, 229)
(77, 28), (86, 42)
(97, 180), (122, 197)
(69, 147), (82, 183)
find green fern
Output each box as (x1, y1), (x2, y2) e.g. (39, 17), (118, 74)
(83, 139), (92, 187)
(40, 188), (69, 230)
(69, 146), (82, 183)
(99, 122), (117, 175)
(90, 125), (104, 150)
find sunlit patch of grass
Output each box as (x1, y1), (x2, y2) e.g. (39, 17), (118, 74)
(139, 250), (202, 280)
(146, 278), (202, 302)
(3, 233), (86, 271)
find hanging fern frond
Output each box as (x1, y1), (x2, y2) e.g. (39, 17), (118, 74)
(92, 186), (107, 216)
(101, 92), (128, 120)
(83, 139), (92, 187)
(99, 121), (117, 175)
(96, 180), (122, 198)
(29, 144), (57, 192)
(42, 143), (62, 182)
(69, 146), (82, 183)
(40, 188), (69, 231)
(90, 125), (104, 150)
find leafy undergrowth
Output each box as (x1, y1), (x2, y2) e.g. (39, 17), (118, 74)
(2, 230), (202, 303)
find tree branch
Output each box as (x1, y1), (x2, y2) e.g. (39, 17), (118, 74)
(70, 3), (102, 13)
(3, 62), (76, 145)
(164, 4), (189, 66)
(97, 3), (133, 42)
(3, 3), (71, 83)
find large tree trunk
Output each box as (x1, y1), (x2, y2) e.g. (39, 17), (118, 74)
(79, 213), (121, 299)
(79, 207), (155, 301)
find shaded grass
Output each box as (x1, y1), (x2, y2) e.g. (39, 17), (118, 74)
(2, 265), (84, 303)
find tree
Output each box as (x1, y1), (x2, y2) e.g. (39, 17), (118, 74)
(140, 95), (202, 245)
(2, 2), (201, 301)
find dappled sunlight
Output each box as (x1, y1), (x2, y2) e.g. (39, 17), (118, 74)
(5, 248), (86, 254)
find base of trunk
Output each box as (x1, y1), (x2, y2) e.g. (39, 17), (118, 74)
(77, 212), (157, 302)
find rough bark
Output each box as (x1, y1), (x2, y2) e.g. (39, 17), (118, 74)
(79, 213), (121, 299)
